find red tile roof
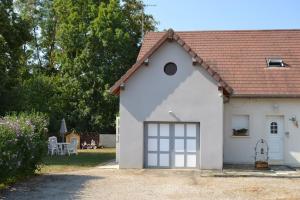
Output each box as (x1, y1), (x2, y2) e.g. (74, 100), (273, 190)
(112, 29), (300, 97)
(110, 29), (233, 95)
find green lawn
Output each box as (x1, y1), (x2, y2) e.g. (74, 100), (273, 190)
(39, 148), (115, 173)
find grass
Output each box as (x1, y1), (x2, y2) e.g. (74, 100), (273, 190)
(39, 148), (116, 174)
(0, 148), (115, 190)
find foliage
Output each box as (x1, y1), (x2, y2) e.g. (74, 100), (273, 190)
(20, 74), (64, 132)
(51, 0), (156, 132)
(0, 0), (32, 115)
(0, 0), (156, 133)
(232, 128), (248, 136)
(0, 112), (49, 184)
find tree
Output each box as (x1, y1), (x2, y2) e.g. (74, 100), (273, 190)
(53, 0), (156, 133)
(0, 0), (156, 133)
(20, 73), (64, 132)
(15, 0), (58, 73)
(0, 0), (32, 114)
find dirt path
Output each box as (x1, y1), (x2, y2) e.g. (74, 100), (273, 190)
(2, 168), (300, 200)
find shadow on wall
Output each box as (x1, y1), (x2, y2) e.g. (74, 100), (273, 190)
(121, 47), (218, 122)
(1, 174), (103, 199)
(287, 151), (300, 166)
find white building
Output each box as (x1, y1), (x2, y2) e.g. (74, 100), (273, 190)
(111, 29), (300, 169)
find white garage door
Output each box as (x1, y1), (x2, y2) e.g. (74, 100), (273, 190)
(144, 122), (199, 168)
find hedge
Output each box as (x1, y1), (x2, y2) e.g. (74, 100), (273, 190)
(0, 112), (49, 184)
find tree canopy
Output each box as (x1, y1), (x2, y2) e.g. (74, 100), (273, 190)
(0, 0), (156, 133)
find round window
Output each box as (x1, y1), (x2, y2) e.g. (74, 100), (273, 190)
(164, 62), (177, 76)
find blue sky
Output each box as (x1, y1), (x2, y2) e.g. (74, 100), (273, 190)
(143, 0), (300, 31)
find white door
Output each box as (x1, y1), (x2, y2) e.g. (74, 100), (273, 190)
(145, 122), (199, 168)
(267, 116), (284, 161)
(174, 123), (198, 168)
(146, 123), (171, 168)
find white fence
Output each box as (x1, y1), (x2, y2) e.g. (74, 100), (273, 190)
(99, 134), (116, 148)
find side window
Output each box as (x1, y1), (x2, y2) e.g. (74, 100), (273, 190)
(231, 115), (249, 136)
(270, 122), (278, 134)
(164, 62), (177, 76)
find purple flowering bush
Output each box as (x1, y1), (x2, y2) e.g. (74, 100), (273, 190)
(0, 112), (49, 183)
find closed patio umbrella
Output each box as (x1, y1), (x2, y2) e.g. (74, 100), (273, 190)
(60, 118), (68, 142)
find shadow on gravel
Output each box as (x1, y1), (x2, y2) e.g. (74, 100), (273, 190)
(0, 174), (103, 200)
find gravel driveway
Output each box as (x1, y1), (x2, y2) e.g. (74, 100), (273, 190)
(2, 167), (300, 200)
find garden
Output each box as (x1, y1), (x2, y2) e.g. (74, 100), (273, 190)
(0, 112), (48, 189)
(0, 0), (154, 192)
(0, 112), (115, 190)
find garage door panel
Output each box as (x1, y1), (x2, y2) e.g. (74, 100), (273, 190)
(175, 124), (184, 137)
(148, 153), (157, 166)
(148, 138), (158, 151)
(187, 154), (197, 167)
(148, 124), (158, 136)
(187, 124), (196, 137)
(186, 139), (196, 152)
(159, 153), (169, 167)
(160, 124), (169, 137)
(159, 139), (169, 152)
(175, 154), (185, 167)
(175, 139), (185, 152)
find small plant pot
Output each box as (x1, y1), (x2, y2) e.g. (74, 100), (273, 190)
(232, 128), (248, 136)
(255, 161), (269, 169)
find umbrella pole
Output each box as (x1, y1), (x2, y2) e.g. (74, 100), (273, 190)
(60, 118), (67, 143)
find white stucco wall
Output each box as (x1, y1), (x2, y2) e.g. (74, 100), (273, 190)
(224, 98), (300, 166)
(119, 41), (224, 169)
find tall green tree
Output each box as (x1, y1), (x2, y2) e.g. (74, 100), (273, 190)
(1, 0), (156, 133)
(15, 0), (58, 73)
(0, 0), (32, 114)
(7, 0), (62, 132)
(53, 0), (156, 132)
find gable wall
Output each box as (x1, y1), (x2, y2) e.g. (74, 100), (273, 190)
(119, 42), (224, 169)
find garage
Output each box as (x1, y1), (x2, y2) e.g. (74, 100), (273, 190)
(144, 122), (200, 168)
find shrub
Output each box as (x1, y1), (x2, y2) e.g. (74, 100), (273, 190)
(0, 112), (49, 184)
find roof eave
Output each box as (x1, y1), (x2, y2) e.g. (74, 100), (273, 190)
(110, 31), (172, 95)
(110, 28), (234, 96)
(232, 94), (300, 98)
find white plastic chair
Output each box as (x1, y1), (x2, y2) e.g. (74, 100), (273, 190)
(48, 136), (59, 156)
(67, 138), (78, 155)
(91, 139), (97, 149)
